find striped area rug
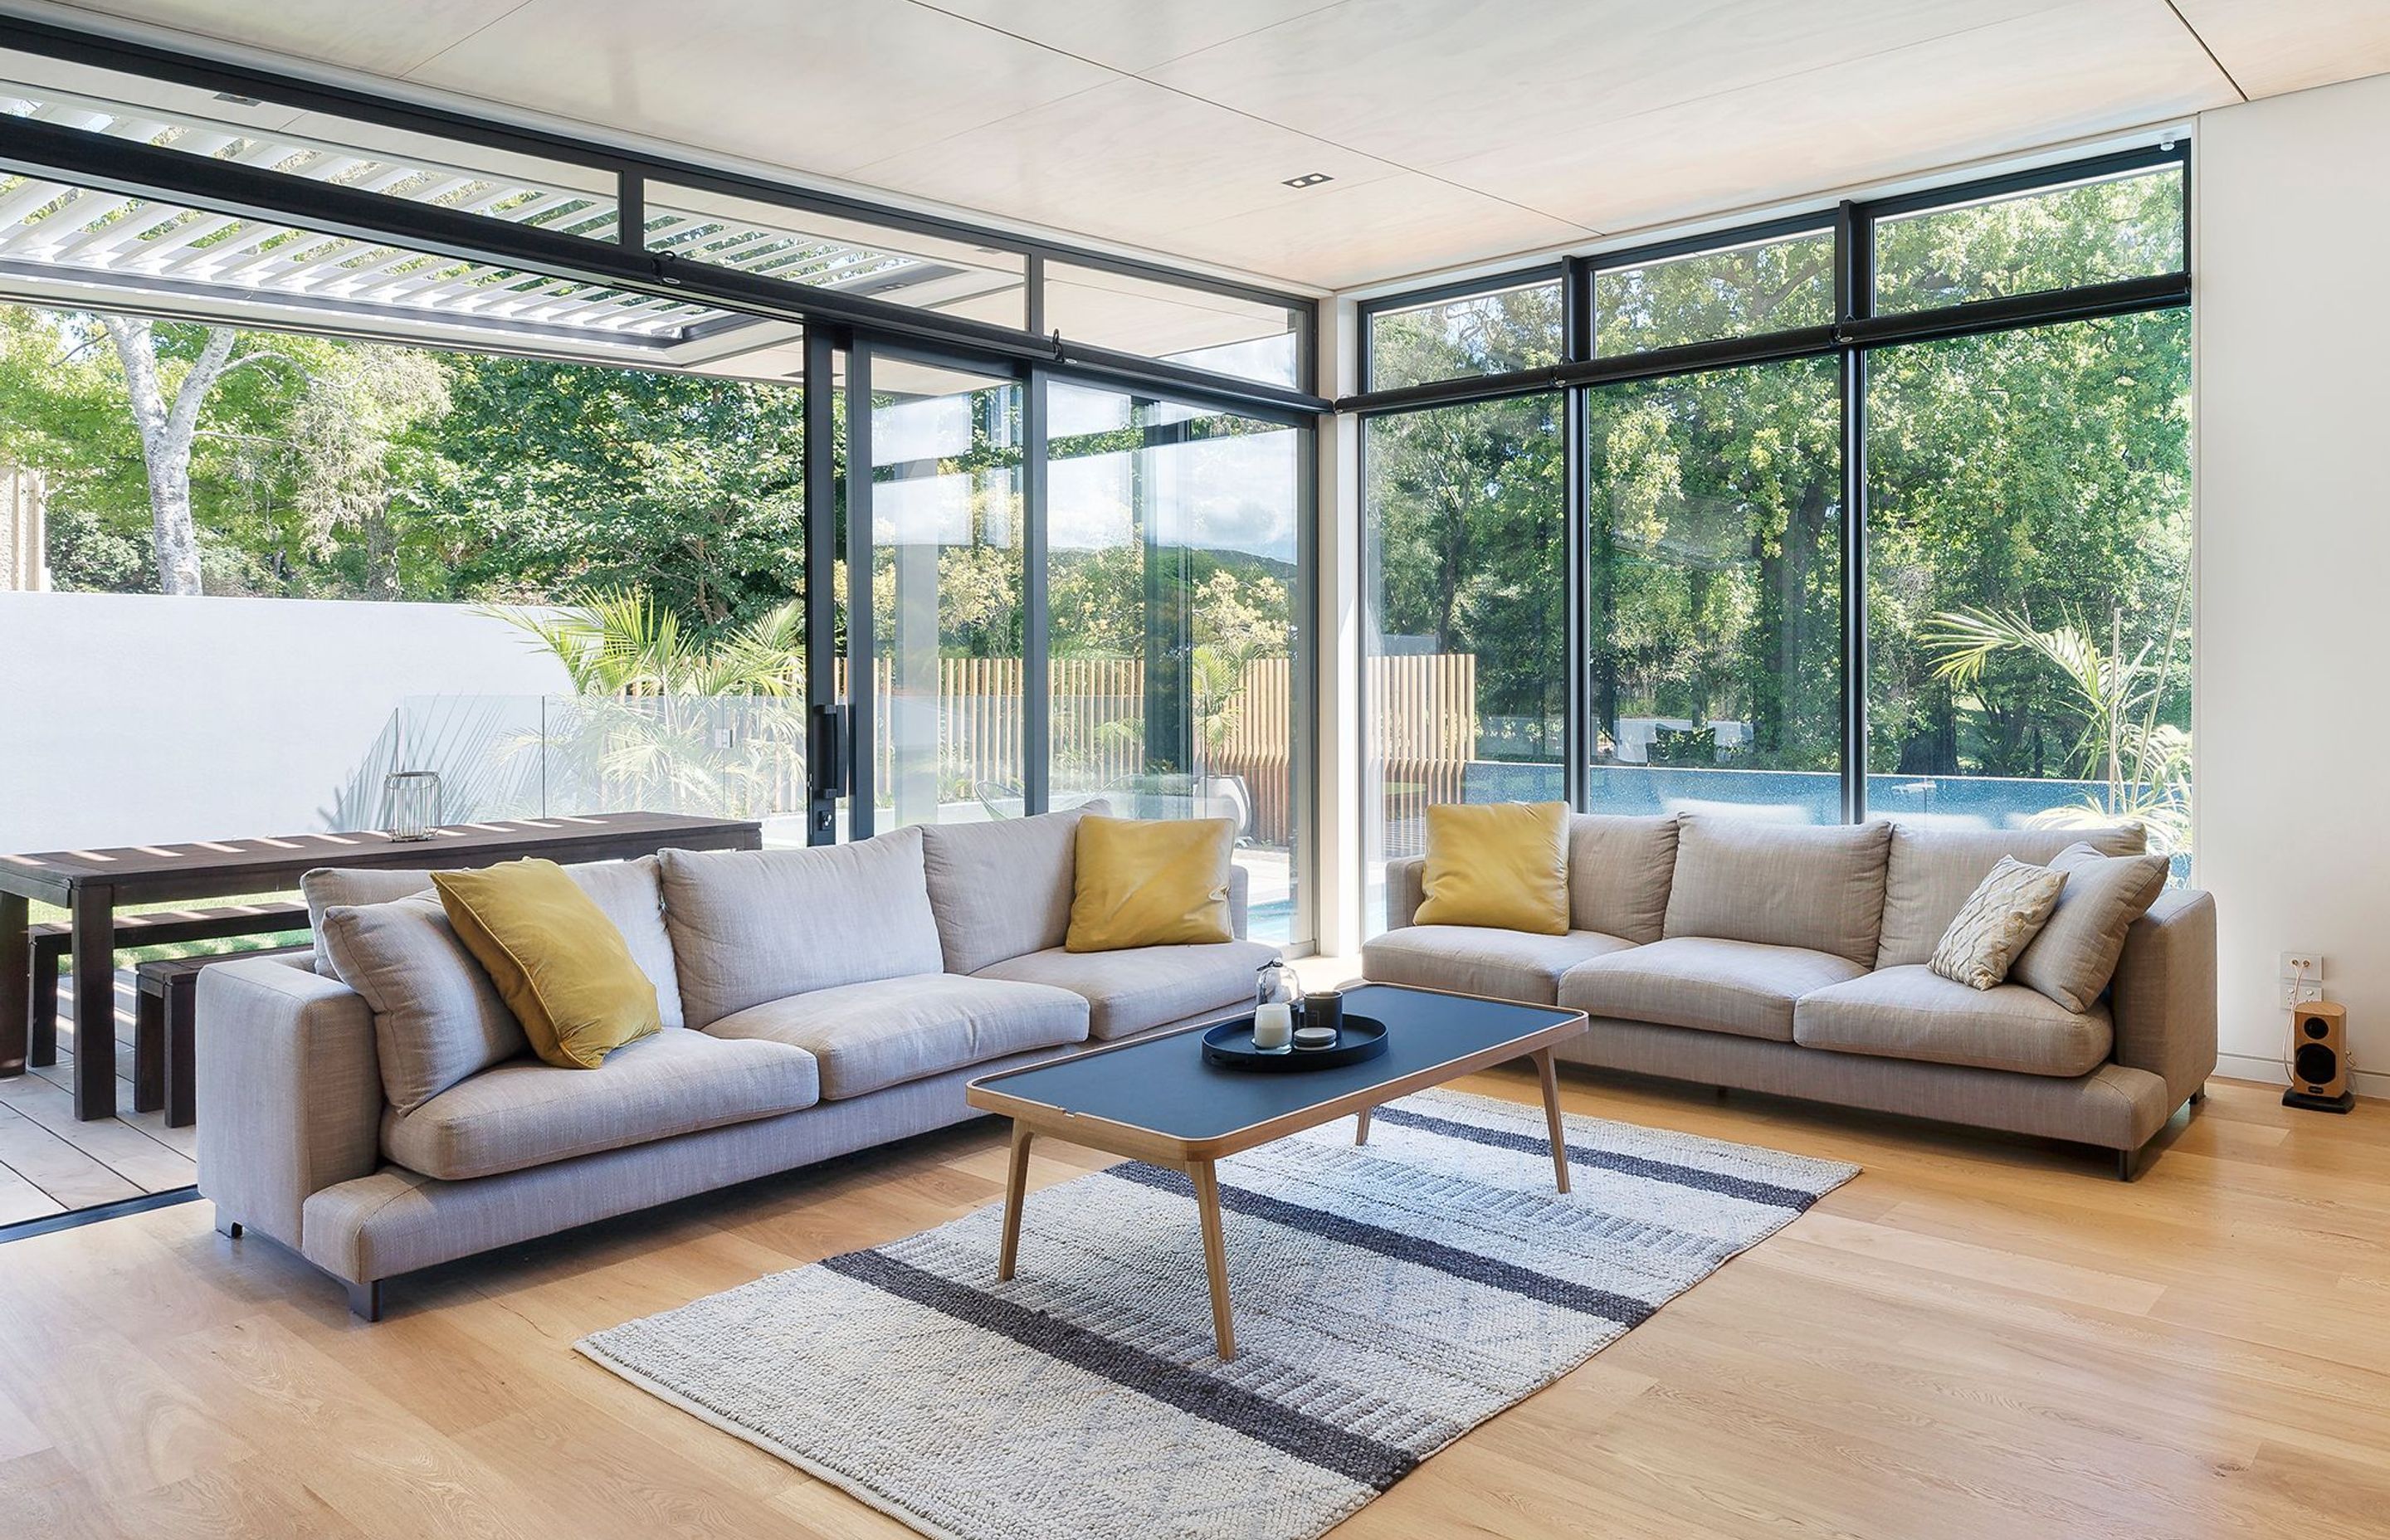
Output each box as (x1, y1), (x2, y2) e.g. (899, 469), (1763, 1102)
(579, 1088), (1857, 1540)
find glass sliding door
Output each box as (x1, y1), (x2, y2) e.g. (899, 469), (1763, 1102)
(1045, 380), (1305, 946)
(1584, 357), (1842, 821)
(849, 348), (1026, 833)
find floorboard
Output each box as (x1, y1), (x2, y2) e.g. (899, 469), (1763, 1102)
(0, 1050), (2379, 1538)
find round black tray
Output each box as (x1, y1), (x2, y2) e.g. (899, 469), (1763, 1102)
(1202, 1013), (1389, 1071)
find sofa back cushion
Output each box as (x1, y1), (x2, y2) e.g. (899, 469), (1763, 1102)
(304, 867), (436, 975)
(1662, 815), (1891, 966)
(2010, 843), (2171, 1014)
(1568, 814), (1679, 943)
(919, 804), (1101, 973)
(319, 895), (526, 1114)
(305, 858), (685, 1029)
(1875, 822), (2147, 968)
(659, 829), (944, 1029)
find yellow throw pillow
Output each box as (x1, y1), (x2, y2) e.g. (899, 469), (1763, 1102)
(432, 859), (661, 1069)
(1415, 801), (1570, 934)
(1066, 816), (1236, 953)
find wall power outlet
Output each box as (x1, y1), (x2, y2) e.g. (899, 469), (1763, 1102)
(2283, 980), (2325, 1008)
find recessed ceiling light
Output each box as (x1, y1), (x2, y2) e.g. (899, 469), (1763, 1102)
(212, 92), (264, 106)
(1282, 173), (1334, 189)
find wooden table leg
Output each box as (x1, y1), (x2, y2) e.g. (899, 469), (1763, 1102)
(0, 892), (25, 1077)
(1533, 1048), (1571, 1194)
(133, 982), (165, 1116)
(1188, 1159), (1237, 1362)
(997, 1122), (1032, 1282)
(70, 884), (115, 1121)
(1354, 1107), (1372, 1145)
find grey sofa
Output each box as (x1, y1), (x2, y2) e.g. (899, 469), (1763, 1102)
(196, 806), (1273, 1318)
(1364, 812), (2215, 1177)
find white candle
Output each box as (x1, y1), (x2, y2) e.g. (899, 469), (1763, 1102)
(1252, 1001), (1294, 1050)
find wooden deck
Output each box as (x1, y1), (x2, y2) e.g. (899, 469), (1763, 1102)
(0, 969), (196, 1225)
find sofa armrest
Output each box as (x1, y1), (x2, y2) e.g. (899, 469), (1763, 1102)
(196, 956), (384, 1253)
(1229, 863), (1251, 939)
(2109, 886), (2217, 1107)
(1384, 857), (1426, 930)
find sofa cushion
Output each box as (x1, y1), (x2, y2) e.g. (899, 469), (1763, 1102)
(305, 858), (685, 1029)
(1558, 936), (1867, 1042)
(977, 939), (1277, 1040)
(704, 974), (1088, 1100)
(1414, 802), (1570, 934)
(320, 895), (526, 1114)
(1662, 815), (1891, 967)
(1066, 816), (1236, 952)
(1363, 926), (1635, 1006)
(1568, 814), (1679, 944)
(659, 830), (945, 1029)
(305, 866), (438, 976)
(432, 859), (662, 1070)
(1794, 964), (2114, 1078)
(2010, 844), (2171, 1014)
(1928, 856), (2068, 992)
(382, 1027), (819, 1181)
(1875, 822), (2147, 967)
(919, 806), (1100, 974)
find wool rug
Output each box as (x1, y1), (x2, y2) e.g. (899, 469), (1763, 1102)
(579, 1088), (1858, 1540)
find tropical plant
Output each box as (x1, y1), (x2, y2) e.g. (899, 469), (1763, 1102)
(489, 586), (804, 698)
(1920, 592), (2192, 855)
(484, 587), (810, 820)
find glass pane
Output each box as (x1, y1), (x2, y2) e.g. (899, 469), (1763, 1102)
(1046, 381), (1303, 944)
(867, 355), (1023, 830)
(1368, 280), (1562, 390)
(1043, 263), (1300, 387)
(1363, 395), (1565, 937)
(1594, 229), (1833, 356)
(1866, 309), (2192, 866)
(1874, 163), (2185, 313)
(650, 183), (1027, 327)
(1586, 357), (1841, 820)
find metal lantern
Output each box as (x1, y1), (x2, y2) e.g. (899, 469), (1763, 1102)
(383, 770), (444, 841)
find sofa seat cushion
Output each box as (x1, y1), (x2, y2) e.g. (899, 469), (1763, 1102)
(1793, 965), (2114, 1078)
(1558, 937), (1866, 1042)
(976, 940), (1277, 1040)
(382, 1028), (818, 1181)
(703, 975), (1089, 1100)
(1363, 926), (1635, 1005)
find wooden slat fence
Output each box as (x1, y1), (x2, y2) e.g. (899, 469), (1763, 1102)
(809, 651), (1477, 850)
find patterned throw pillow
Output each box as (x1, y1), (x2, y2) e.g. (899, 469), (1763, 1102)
(1929, 857), (2069, 992)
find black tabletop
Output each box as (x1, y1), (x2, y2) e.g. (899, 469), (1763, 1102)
(970, 982), (1582, 1143)
(0, 811), (760, 904)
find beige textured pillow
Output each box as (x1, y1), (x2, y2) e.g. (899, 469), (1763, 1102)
(1928, 857), (2068, 991)
(2010, 843), (2170, 1012)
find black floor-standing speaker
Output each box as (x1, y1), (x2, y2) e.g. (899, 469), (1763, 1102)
(2283, 1001), (2357, 1114)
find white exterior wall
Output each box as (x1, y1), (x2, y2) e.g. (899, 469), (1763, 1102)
(2195, 71), (2390, 1094)
(0, 592), (569, 852)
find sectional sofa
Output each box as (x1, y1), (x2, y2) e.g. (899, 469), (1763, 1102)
(1365, 811), (2216, 1177)
(196, 805), (1274, 1318)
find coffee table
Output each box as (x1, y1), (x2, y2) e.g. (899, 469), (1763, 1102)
(963, 982), (1589, 1360)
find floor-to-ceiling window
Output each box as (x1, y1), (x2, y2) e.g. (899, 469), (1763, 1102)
(1356, 147), (2192, 935)
(1046, 381), (1306, 944)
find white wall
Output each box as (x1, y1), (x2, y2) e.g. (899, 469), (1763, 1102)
(2196, 71), (2390, 1094)
(0, 592), (570, 852)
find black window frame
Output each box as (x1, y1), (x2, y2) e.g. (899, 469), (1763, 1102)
(1352, 142), (2192, 876)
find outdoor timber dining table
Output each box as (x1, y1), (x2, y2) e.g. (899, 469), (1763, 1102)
(0, 811), (762, 1120)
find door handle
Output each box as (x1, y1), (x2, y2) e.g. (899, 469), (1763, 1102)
(809, 703), (851, 800)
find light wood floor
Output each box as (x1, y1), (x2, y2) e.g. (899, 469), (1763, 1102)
(0, 1060), (2382, 1538)
(0, 971), (197, 1225)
